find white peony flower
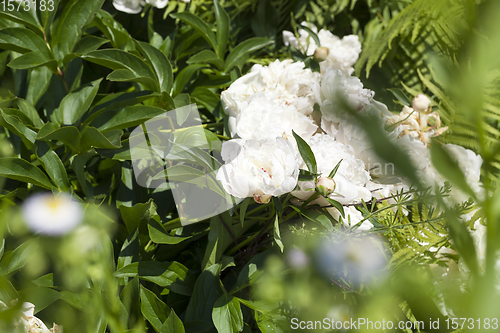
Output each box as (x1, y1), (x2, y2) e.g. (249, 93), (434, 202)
(112, 0), (144, 13)
(21, 302), (52, 333)
(317, 31), (361, 75)
(113, 0), (169, 13)
(22, 193), (83, 236)
(291, 134), (372, 206)
(229, 93), (317, 141)
(396, 136), (483, 202)
(221, 59), (320, 118)
(216, 138), (300, 202)
(0, 301), (62, 333)
(282, 23), (362, 74)
(318, 68), (389, 172)
(145, 0), (169, 8)
(319, 68), (374, 115)
(442, 144), (483, 202)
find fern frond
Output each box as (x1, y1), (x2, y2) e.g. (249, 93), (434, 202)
(357, 0), (466, 76)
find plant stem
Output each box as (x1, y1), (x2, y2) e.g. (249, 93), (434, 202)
(163, 217), (182, 230)
(203, 122), (224, 129)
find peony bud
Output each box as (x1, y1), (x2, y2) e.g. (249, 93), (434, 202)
(316, 176), (336, 197)
(254, 194), (272, 204)
(412, 94), (431, 112)
(314, 47), (329, 62)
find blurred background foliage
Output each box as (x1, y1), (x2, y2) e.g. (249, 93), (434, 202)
(1, 0), (500, 332)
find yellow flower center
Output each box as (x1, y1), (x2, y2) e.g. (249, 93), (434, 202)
(47, 197), (63, 212)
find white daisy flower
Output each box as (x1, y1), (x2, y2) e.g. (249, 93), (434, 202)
(22, 193), (83, 236)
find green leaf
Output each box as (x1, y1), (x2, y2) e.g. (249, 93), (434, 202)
(298, 169), (319, 181)
(0, 276), (19, 304)
(0, 110), (37, 147)
(26, 66), (53, 106)
(224, 37), (273, 72)
(0, 239), (5, 261)
(251, 0), (279, 40)
(437, 194), (478, 277)
(187, 50), (224, 70)
(83, 90), (157, 126)
(140, 285), (169, 332)
(172, 64), (207, 97)
(0, 158), (53, 189)
(16, 98), (44, 128)
(388, 88), (412, 106)
(191, 87), (221, 112)
(231, 251), (270, 293)
(115, 261), (192, 294)
(273, 214), (284, 253)
(57, 79), (102, 125)
(71, 151), (97, 198)
(8, 52), (57, 70)
(93, 10), (134, 51)
(117, 230), (139, 281)
(82, 50), (158, 91)
(292, 130), (317, 174)
(148, 220), (190, 245)
(239, 197), (251, 227)
(325, 197), (345, 219)
(430, 142), (477, 201)
(1, 108), (35, 129)
(173, 93), (191, 109)
(291, 206), (334, 231)
(91, 105), (166, 133)
(36, 122), (81, 152)
(299, 24), (320, 48)
(35, 142), (70, 192)
(32, 273), (54, 288)
(96, 139), (131, 160)
(20, 286), (60, 314)
(119, 200), (157, 234)
(328, 159), (343, 178)
(0, 28), (54, 69)
(106, 69), (158, 91)
(79, 127), (122, 151)
(214, 0), (230, 58)
(160, 310), (185, 333)
(136, 41), (174, 93)
(73, 36), (109, 55)
(201, 215), (241, 270)
(0, 239), (39, 275)
(185, 264), (223, 324)
(212, 294), (244, 333)
(40, 0), (60, 36)
(170, 12), (217, 52)
(59, 290), (90, 310)
(0, 29), (42, 54)
(255, 310), (288, 333)
(0, 2), (42, 33)
(51, 0), (105, 60)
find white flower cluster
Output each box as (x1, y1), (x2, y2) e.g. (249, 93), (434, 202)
(112, 0), (189, 14)
(282, 22), (361, 75)
(0, 301), (62, 332)
(216, 26), (483, 231)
